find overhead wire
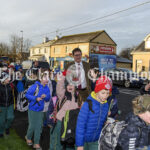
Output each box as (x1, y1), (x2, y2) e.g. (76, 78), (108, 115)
(30, 0), (150, 39)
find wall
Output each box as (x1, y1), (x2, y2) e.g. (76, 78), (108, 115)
(50, 43), (90, 58)
(132, 53), (150, 72)
(30, 47), (50, 62)
(116, 62), (132, 70)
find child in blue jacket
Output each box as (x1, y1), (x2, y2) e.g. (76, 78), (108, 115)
(25, 71), (50, 150)
(76, 76), (112, 150)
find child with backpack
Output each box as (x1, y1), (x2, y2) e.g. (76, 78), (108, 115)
(0, 72), (14, 138)
(90, 69), (119, 119)
(76, 75), (112, 150)
(48, 73), (80, 150)
(25, 71), (51, 150)
(115, 95), (150, 150)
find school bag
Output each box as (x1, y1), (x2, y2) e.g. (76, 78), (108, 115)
(60, 108), (80, 146)
(17, 84), (39, 112)
(98, 117), (128, 150)
(60, 99), (95, 147)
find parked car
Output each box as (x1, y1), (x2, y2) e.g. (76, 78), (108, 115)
(102, 68), (147, 88)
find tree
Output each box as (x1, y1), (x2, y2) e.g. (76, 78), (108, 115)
(0, 42), (10, 56)
(9, 34), (32, 61)
(119, 46), (136, 60)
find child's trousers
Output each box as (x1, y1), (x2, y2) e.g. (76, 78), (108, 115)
(26, 110), (44, 144)
(49, 120), (75, 150)
(0, 105), (14, 134)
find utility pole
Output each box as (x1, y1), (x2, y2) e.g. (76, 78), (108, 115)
(20, 30), (23, 62)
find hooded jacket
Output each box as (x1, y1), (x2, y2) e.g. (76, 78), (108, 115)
(25, 81), (50, 112)
(75, 92), (109, 146)
(0, 83), (14, 107)
(117, 113), (150, 150)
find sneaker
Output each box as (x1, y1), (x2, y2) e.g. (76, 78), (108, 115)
(5, 129), (10, 135)
(0, 134), (4, 138)
(25, 136), (33, 146)
(33, 144), (42, 150)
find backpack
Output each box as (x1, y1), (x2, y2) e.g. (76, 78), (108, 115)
(17, 84), (39, 112)
(60, 108), (80, 146)
(98, 117), (127, 150)
(60, 99), (95, 147)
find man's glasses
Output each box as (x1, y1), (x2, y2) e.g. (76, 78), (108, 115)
(74, 54), (82, 57)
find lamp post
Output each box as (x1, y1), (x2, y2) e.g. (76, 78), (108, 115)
(20, 30), (23, 62)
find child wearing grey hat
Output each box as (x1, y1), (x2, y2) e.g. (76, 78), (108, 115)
(116, 95), (150, 150)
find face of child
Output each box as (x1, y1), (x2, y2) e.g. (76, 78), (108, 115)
(96, 89), (110, 102)
(41, 76), (48, 85)
(139, 111), (150, 124)
(67, 84), (75, 93)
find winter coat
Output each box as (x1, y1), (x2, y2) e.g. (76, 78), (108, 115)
(75, 91), (109, 146)
(0, 83), (14, 107)
(117, 113), (150, 150)
(15, 77), (25, 93)
(56, 75), (78, 121)
(25, 81), (50, 112)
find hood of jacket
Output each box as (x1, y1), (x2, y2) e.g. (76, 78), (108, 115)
(125, 113), (149, 129)
(87, 91), (107, 104)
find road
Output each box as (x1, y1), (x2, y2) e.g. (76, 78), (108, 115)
(12, 86), (142, 150)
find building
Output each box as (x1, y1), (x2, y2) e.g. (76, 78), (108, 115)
(51, 30), (117, 69)
(29, 37), (56, 62)
(116, 56), (132, 70)
(131, 33), (150, 76)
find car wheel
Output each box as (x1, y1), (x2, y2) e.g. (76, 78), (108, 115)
(124, 80), (130, 88)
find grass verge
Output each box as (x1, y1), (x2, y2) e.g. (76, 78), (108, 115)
(0, 129), (32, 150)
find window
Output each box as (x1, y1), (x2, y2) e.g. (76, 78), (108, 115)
(66, 46), (72, 54)
(54, 47), (61, 54)
(39, 49), (41, 54)
(44, 48), (47, 53)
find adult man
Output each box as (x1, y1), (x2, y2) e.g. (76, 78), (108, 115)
(65, 48), (91, 103)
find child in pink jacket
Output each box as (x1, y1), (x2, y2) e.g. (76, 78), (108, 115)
(49, 73), (80, 150)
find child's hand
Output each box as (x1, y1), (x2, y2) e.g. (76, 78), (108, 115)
(41, 94), (46, 99)
(36, 97), (42, 101)
(77, 147), (83, 150)
(108, 111), (111, 116)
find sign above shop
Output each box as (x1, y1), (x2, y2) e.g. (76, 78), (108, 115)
(92, 45), (115, 54)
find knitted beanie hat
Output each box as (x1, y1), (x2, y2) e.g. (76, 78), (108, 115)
(132, 95), (150, 115)
(94, 75), (112, 93)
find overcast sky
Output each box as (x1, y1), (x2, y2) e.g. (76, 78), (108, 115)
(0, 0), (150, 54)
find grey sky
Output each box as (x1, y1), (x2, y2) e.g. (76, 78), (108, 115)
(0, 0), (150, 54)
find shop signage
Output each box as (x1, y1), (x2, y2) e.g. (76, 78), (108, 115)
(92, 45), (115, 54)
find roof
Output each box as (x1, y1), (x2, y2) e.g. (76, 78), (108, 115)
(131, 41), (149, 53)
(116, 56), (132, 64)
(52, 30), (116, 45)
(31, 40), (56, 48)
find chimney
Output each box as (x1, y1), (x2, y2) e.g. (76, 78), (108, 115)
(55, 35), (59, 40)
(43, 37), (49, 43)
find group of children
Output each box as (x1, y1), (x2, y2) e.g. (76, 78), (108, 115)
(1, 62), (150, 150)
